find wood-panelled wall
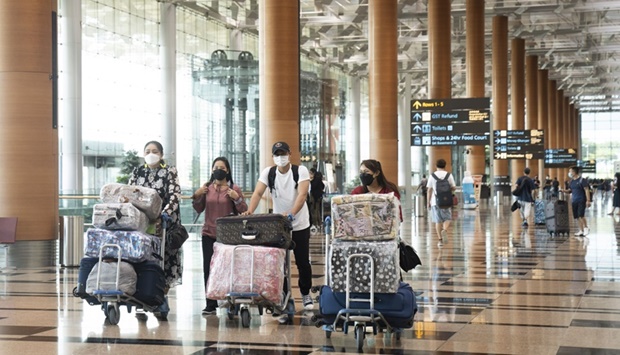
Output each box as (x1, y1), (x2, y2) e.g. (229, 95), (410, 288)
(0, 1), (58, 241)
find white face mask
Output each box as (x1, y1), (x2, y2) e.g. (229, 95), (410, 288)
(144, 153), (161, 166)
(273, 155), (290, 167)
(568, 172), (574, 179)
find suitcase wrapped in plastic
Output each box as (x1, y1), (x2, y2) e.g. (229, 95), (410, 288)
(133, 261), (166, 306)
(206, 242), (286, 304)
(100, 183), (162, 222)
(545, 199), (570, 235)
(216, 214), (293, 249)
(329, 239), (400, 293)
(331, 193), (400, 241)
(319, 282), (417, 329)
(85, 260), (137, 295)
(84, 228), (161, 263)
(76, 257), (101, 305)
(92, 203), (149, 232)
(534, 200), (546, 225)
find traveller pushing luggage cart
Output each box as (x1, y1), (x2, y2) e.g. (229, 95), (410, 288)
(314, 193), (417, 351)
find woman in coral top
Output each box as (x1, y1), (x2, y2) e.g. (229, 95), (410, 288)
(192, 157), (247, 315)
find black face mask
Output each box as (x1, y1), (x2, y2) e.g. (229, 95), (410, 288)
(212, 169), (227, 181)
(359, 173), (375, 186)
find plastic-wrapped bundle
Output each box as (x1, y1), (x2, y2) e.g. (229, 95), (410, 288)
(85, 260), (137, 295)
(206, 242), (285, 304)
(84, 228), (161, 263)
(92, 203), (149, 232)
(329, 239), (400, 293)
(331, 193), (400, 241)
(100, 183), (162, 222)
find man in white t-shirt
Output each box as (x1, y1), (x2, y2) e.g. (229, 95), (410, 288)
(245, 141), (313, 321)
(427, 159), (456, 247)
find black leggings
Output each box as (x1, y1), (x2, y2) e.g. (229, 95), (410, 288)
(202, 236), (218, 308)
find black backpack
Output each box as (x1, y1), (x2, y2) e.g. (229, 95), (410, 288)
(268, 165), (299, 193)
(432, 172), (453, 208)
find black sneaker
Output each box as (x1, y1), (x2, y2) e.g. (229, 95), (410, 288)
(202, 305), (217, 315)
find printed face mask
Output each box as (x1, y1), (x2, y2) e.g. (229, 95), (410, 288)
(359, 173), (375, 186)
(144, 153), (160, 165)
(273, 155), (290, 167)
(212, 169), (227, 181)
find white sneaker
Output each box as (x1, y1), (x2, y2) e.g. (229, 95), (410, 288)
(277, 314), (289, 324)
(441, 229), (448, 241)
(583, 227), (590, 236)
(302, 294), (314, 310)
(574, 230), (584, 237)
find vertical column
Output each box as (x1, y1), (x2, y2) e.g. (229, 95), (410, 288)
(537, 69), (549, 180)
(492, 16), (509, 181)
(465, 0), (486, 178)
(525, 55), (538, 178)
(0, 1), (57, 240)
(347, 76), (361, 183)
(398, 74), (412, 212)
(259, 0), (300, 166)
(510, 38), (525, 181)
(556, 90), (564, 179)
(547, 80), (557, 179)
(369, 0), (398, 180)
(160, 2), (176, 164)
(428, 0), (452, 172)
(59, 0), (82, 195)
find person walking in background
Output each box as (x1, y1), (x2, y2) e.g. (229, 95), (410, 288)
(308, 168), (325, 230)
(244, 142), (314, 321)
(563, 166), (591, 236)
(427, 159), (456, 246)
(515, 167), (536, 227)
(609, 173), (620, 215)
(129, 140), (182, 320)
(192, 157), (247, 315)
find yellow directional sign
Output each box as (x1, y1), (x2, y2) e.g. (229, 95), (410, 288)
(531, 129), (543, 137)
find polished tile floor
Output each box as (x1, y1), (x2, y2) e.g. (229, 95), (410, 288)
(3, 195), (620, 354)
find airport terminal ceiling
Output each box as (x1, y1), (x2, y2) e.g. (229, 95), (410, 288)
(172, 0), (620, 112)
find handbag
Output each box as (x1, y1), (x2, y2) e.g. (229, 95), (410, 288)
(167, 222), (189, 249)
(512, 178), (527, 197)
(510, 200), (521, 212)
(398, 241), (421, 272)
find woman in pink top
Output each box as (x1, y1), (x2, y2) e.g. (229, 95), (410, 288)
(192, 157), (247, 315)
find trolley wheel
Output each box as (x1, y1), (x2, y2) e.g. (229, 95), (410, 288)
(325, 330), (332, 339)
(311, 286), (320, 293)
(72, 286), (79, 297)
(355, 325), (364, 351)
(227, 308), (235, 320)
(395, 331), (401, 340)
(240, 309), (251, 328)
(107, 304), (120, 325)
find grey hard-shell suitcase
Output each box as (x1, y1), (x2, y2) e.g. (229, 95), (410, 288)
(545, 200), (570, 236)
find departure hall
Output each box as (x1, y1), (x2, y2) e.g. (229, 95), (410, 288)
(2, 1), (620, 354)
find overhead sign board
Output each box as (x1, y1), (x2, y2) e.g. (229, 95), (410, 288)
(577, 159), (596, 174)
(410, 98), (491, 146)
(545, 148), (578, 168)
(492, 130), (545, 160)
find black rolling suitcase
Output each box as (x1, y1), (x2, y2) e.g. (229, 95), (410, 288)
(545, 200), (570, 236)
(132, 261), (166, 307)
(216, 214), (293, 249)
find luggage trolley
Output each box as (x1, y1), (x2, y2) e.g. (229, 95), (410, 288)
(224, 244), (294, 328)
(86, 219), (168, 325)
(316, 231), (404, 351)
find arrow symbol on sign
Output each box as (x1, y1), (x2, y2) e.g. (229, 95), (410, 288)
(413, 101), (422, 110)
(495, 152), (501, 159)
(413, 113), (422, 121)
(494, 130), (501, 137)
(531, 130), (543, 137)
(526, 154), (533, 159)
(495, 138), (501, 144)
(531, 138), (541, 144)
(568, 148), (576, 154)
(495, 145), (501, 151)
(413, 125), (422, 133)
